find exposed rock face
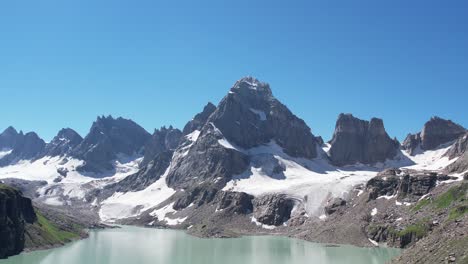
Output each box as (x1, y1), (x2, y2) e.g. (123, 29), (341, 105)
(140, 126), (182, 168)
(72, 116), (151, 173)
(167, 120), (250, 189)
(173, 185), (219, 210)
(44, 128), (82, 157)
(324, 198), (346, 215)
(315, 136), (324, 146)
(0, 185), (36, 259)
(253, 194), (294, 226)
(182, 102), (216, 135)
(0, 132), (46, 167)
(209, 77), (318, 158)
(107, 151), (173, 193)
(167, 77), (319, 189)
(0, 127), (22, 150)
(217, 191), (253, 214)
(444, 132), (468, 159)
(328, 114), (399, 166)
(401, 134), (421, 155)
(403, 117), (465, 155)
(442, 132), (468, 174)
(366, 170), (437, 201)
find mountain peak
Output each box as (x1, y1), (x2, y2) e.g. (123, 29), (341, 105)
(330, 114), (399, 166)
(229, 76), (272, 98)
(2, 126), (18, 136)
(403, 116), (465, 154)
(182, 102), (217, 135)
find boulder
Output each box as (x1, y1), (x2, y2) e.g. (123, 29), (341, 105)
(324, 198), (346, 215)
(253, 194), (294, 226)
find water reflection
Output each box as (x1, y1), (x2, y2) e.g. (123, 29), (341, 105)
(0, 226), (401, 264)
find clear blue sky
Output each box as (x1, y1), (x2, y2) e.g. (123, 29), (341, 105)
(1, 0), (467, 142)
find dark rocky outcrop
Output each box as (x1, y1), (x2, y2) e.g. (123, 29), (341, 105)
(324, 197), (346, 215)
(315, 136), (324, 146)
(253, 194), (294, 226)
(173, 185), (219, 210)
(44, 128), (82, 157)
(71, 116), (151, 174)
(140, 126), (182, 168)
(403, 117), (465, 155)
(217, 191), (253, 214)
(366, 170), (437, 201)
(0, 185), (36, 259)
(328, 114), (399, 166)
(182, 102), (216, 135)
(0, 131), (46, 167)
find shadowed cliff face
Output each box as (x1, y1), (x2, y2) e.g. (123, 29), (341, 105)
(328, 114), (399, 166)
(0, 185), (36, 259)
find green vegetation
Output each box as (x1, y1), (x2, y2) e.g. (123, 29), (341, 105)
(36, 212), (80, 242)
(25, 210), (83, 248)
(0, 183), (16, 192)
(434, 183), (467, 209)
(448, 205), (468, 220)
(397, 222), (430, 239)
(412, 198), (431, 212)
(411, 182), (467, 215)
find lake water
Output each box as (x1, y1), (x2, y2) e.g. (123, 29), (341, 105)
(0, 226), (401, 264)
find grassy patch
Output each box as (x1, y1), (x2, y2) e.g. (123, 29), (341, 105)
(0, 183), (16, 192)
(398, 222), (429, 239)
(412, 198), (431, 212)
(35, 212), (80, 244)
(448, 205), (468, 220)
(434, 183), (467, 209)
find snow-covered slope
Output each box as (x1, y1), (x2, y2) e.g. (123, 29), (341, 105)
(0, 155), (142, 207)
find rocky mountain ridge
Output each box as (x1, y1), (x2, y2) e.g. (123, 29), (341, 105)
(0, 77), (467, 262)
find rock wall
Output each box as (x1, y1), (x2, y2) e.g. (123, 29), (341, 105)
(0, 185), (36, 259)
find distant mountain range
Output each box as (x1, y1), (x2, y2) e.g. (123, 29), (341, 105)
(0, 77), (467, 262)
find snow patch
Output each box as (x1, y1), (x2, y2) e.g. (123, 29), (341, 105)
(218, 138), (240, 151)
(0, 149), (12, 159)
(371, 208), (378, 216)
(251, 216), (276, 230)
(368, 238), (379, 246)
(249, 108), (267, 121)
(99, 166), (176, 222)
(149, 202), (187, 226)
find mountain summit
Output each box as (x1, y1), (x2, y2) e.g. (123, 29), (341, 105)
(328, 114), (399, 166)
(403, 116), (465, 155)
(166, 76), (320, 189)
(71, 115), (151, 173)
